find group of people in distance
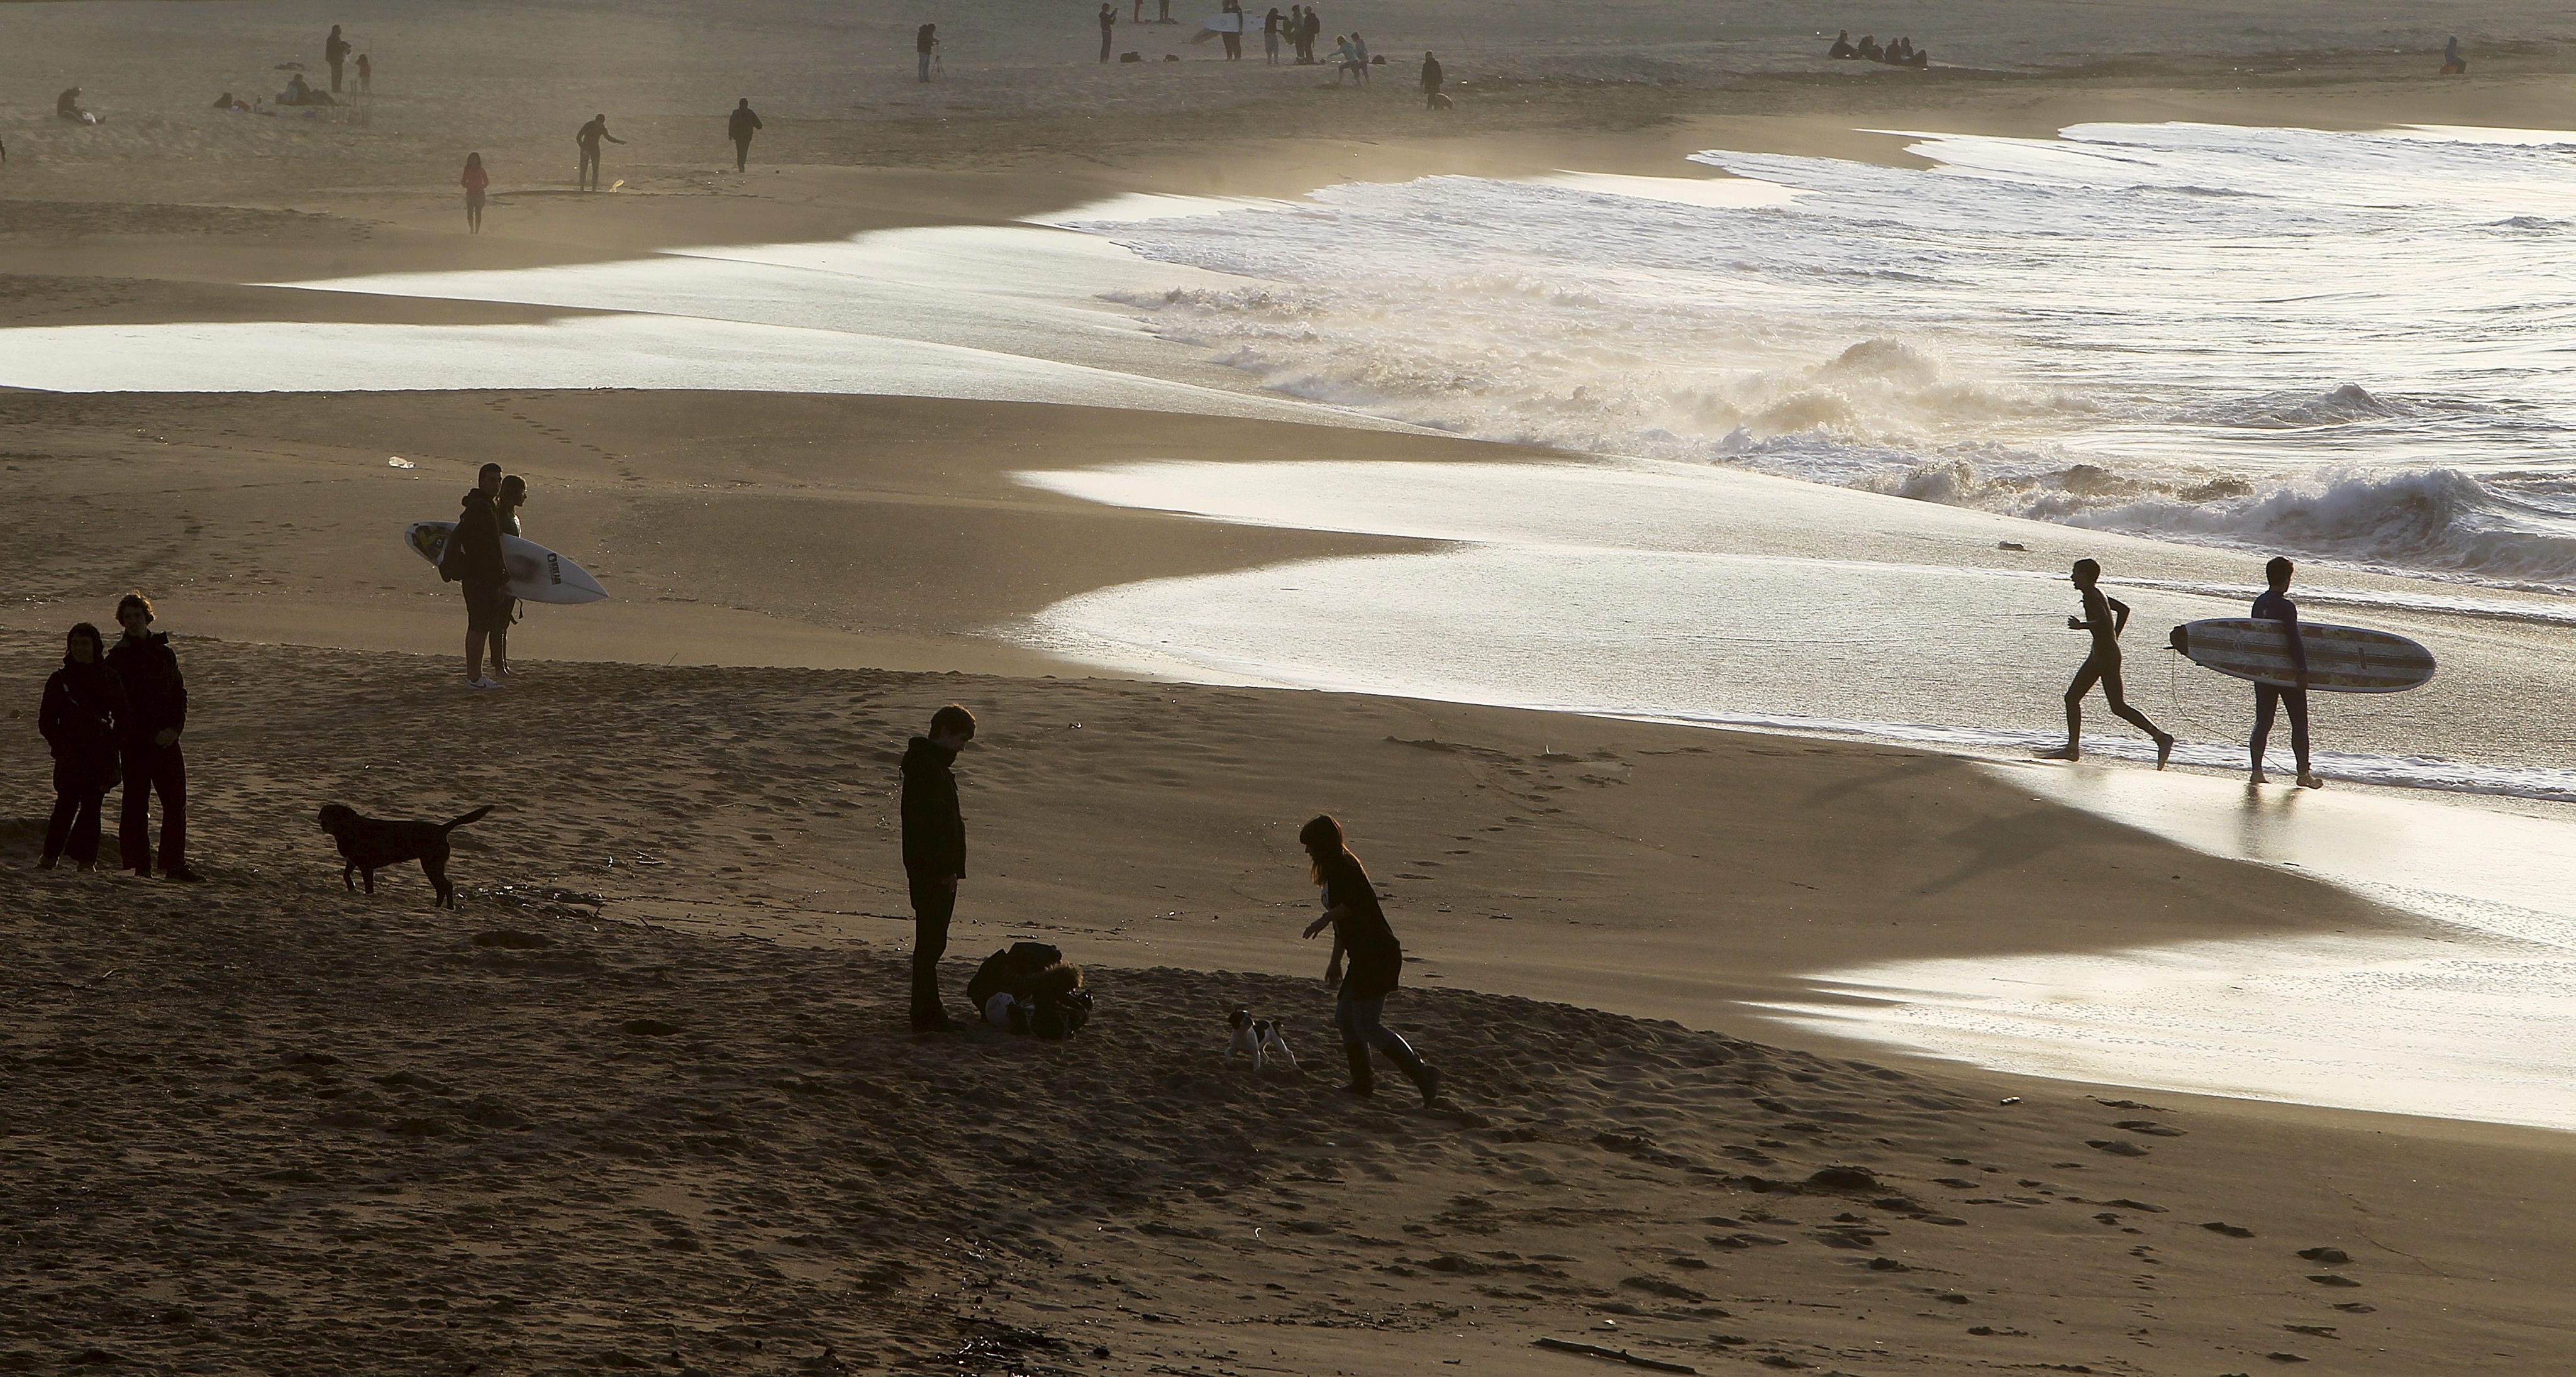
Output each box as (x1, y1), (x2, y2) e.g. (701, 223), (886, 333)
(897, 703), (1445, 1103)
(1828, 30), (1930, 68)
(2047, 555), (2323, 789)
(449, 98), (770, 233)
(36, 594), (195, 879)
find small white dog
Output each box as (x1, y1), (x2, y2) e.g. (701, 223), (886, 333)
(1226, 1008), (1297, 1071)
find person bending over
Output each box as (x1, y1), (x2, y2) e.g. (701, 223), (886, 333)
(2040, 558), (2174, 767)
(575, 113), (624, 191)
(1299, 814), (1441, 1104)
(901, 704), (976, 1032)
(2250, 555), (2323, 788)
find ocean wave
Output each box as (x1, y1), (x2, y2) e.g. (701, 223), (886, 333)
(2177, 382), (2411, 429)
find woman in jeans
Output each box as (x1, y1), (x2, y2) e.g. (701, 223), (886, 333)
(1299, 814), (1441, 1103)
(38, 622), (127, 871)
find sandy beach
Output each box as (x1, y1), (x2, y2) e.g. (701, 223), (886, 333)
(9, 0), (2576, 1371)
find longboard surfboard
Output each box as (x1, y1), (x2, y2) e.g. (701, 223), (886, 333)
(2168, 617), (2433, 694)
(404, 521), (609, 605)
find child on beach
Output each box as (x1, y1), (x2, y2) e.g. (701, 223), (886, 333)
(460, 152), (488, 234)
(1299, 814), (1441, 1103)
(2041, 558), (2175, 768)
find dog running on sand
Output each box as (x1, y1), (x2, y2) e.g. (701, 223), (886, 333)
(314, 804), (492, 909)
(1226, 1008), (1297, 1071)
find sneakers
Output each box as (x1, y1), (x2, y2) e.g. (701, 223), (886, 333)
(465, 677), (501, 690)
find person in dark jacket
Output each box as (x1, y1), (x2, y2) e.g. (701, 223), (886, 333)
(1097, 4), (1117, 62)
(1299, 814), (1441, 1103)
(444, 463), (511, 688)
(109, 592), (197, 881)
(39, 623), (126, 871)
(727, 98), (762, 172)
(1420, 52), (1443, 108)
(325, 25), (352, 92)
(899, 704), (975, 1030)
(917, 24), (938, 82)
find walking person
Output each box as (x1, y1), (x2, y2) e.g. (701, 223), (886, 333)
(109, 594), (197, 882)
(575, 113), (623, 191)
(900, 704), (977, 1032)
(325, 24), (351, 92)
(1299, 815), (1442, 1103)
(38, 623), (126, 873)
(1419, 50), (1443, 108)
(1099, 3), (1118, 62)
(2249, 556), (2324, 789)
(917, 23), (939, 82)
(2040, 558), (2175, 767)
(727, 98), (762, 172)
(490, 475), (527, 677)
(441, 463), (511, 688)
(460, 152), (489, 234)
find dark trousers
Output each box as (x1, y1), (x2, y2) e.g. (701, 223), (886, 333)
(2253, 684), (2311, 773)
(329, 57), (344, 92)
(120, 740), (186, 874)
(908, 872), (956, 1017)
(579, 151), (601, 189)
(1101, 31), (1114, 60)
(45, 774), (107, 866)
(733, 136), (751, 171)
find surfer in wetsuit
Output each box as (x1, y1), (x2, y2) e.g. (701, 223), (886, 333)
(2041, 558), (2175, 768)
(575, 114), (623, 191)
(2250, 555), (2323, 789)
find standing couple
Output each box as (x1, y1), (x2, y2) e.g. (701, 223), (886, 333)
(441, 462), (530, 689)
(37, 593), (195, 878)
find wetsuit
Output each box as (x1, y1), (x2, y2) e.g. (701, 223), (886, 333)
(2065, 583), (2167, 747)
(2251, 587), (2310, 777)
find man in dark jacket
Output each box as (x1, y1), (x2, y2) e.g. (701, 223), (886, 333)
(325, 24), (351, 92)
(899, 704), (975, 1031)
(445, 463), (511, 688)
(109, 592), (198, 881)
(727, 98), (762, 172)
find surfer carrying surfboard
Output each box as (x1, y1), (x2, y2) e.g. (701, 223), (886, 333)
(2250, 556), (2323, 789)
(2040, 558), (2176, 769)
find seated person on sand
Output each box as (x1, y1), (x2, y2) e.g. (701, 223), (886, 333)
(57, 87), (97, 123)
(1855, 35), (1883, 62)
(1905, 45), (1929, 69)
(1829, 30), (1857, 58)
(1892, 38), (1913, 62)
(2441, 35), (2466, 74)
(280, 73), (334, 106)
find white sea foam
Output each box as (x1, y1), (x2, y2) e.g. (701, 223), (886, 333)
(1062, 122), (2576, 588)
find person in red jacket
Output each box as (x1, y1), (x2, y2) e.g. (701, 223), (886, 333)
(460, 152), (489, 234)
(109, 593), (198, 882)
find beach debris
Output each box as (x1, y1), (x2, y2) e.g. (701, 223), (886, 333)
(1998, 1096), (2021, 1105)
(1533, 1337), (1697, 1373)
(387, 456), (415, 468)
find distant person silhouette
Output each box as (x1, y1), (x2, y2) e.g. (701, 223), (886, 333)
(1420, 51), (1443, 108)
(325, 24), (351, 92)
(2441, 35), (2467, 74)
(1265, 8), (1284, 63)
(491, 475), (527, 676)
(728, 98), (762, 171)
(441, 463), (511, 688)
(2040, 558), (2175, 767)
(2249, 556), (2323, 788)
(1221, 0), (1243, 60)
(460, 152), (488, 233)
(1302, 6), (1321, 63)
(575, 113), (623, 190)
(37, 622), (125, 872)
(1857, 34), (1882, 62)
(1299, 814), (1441, 1104)
(918, 23), (939, 82)
(901, 704), (977, 1032)
(357, 52), (372, 93)
(1829, 29), (1857, 58)
(57, 87), (90, 122)
(111, 593), (197, 882)
(1099, 4), (1118, 62)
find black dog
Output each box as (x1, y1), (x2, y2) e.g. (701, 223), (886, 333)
(314, 804), (491, 908)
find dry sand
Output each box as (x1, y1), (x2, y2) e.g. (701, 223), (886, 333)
(8, 0), (2576, 1371)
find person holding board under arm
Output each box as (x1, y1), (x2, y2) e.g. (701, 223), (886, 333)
(2040, 558), (2175, 768)
(2249, 555), (2323, 789)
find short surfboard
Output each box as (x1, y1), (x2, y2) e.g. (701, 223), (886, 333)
(404, 521), (609, 606)
(2168, 618), (2433, 694)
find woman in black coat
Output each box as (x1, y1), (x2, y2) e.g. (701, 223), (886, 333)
(1299, 814), (1441, 1102)
(39, 622), (127, 870)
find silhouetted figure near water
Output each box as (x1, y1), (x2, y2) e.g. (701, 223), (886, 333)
(1829, 30), (1857, 58)
(1099, 4), (1118, 62)
(728, 98), (762, 171)
(357, 52), (372, 93)
(1421, 51), (1444, 109)
(2040, 558), (2175, 767)
(918, 23), (940, 81)
(2250, 556), (2323, 788)
(1302, 6), (1322, 63)
(38, 623), (125, 872)
(57, 87), (93, 122)
(576, 113), (623, 190)
(901, 704), (976, 1032)
(2441, 35), (2467, 74)
(461, 152), (488, 233)
(1265, 8), (1284, 63)
(326, 25), (351, 92)
(1299, 814), (1442, 1105)
(1856, 34), (1882, 62)
(441, 463), (511, 688)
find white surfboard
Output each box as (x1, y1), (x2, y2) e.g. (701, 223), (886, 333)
(404, 521), (609, 605)
(2168, 618), (2433, 694)
(1200, 11), (1245, 31)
